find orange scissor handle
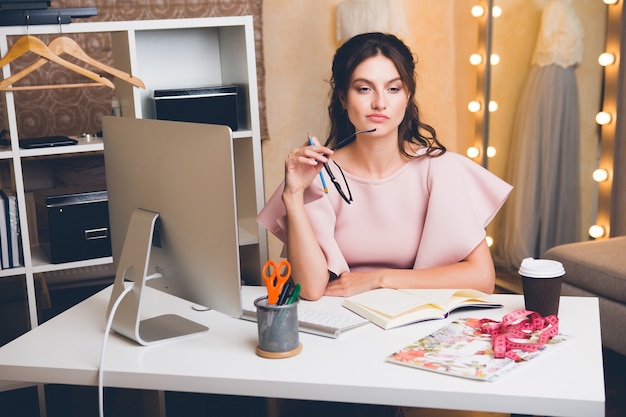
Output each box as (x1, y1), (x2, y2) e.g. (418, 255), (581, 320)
(262, 260), (291, 304)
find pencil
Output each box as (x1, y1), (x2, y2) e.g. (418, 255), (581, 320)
(308, 134), (329, 193)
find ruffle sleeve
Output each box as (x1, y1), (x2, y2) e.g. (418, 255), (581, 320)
(256, 176), (351, 274)
(414, 153), (512, 269)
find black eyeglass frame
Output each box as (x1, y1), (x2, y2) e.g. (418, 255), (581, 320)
(322, 128), (376, 204)
(323, 160), (353, 204)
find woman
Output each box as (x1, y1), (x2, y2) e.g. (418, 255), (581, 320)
(258, 32), (512, 301)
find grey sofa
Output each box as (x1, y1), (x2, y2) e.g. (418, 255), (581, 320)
(544, 236), (626, 356)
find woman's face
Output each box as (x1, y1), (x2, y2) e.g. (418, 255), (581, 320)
(342, 54), (409, 139)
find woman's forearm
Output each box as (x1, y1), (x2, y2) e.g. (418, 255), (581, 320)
(282, 192), (331, 300)
(324, 240), (495, 297)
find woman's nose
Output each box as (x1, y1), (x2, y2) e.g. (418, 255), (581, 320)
(372, 92), (387, 110)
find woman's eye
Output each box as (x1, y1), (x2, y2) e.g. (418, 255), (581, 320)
(356, 86), (371, 93)
(388, 86), (401, 93)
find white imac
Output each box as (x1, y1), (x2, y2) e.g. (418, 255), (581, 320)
(102, 116), (242, 345)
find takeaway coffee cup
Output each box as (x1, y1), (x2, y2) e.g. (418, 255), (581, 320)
(254, 296), (302, 359)
(518, 258), (566, 317)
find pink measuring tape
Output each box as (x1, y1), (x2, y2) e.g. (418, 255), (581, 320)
(479, 310), (559, 361)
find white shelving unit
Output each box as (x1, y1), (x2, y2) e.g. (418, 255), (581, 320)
(0, 16), (267, 330)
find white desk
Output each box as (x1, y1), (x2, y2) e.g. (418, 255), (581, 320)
(0, 286), (605, 417)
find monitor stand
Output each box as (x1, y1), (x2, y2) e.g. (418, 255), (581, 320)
(106, 209), (209, 346)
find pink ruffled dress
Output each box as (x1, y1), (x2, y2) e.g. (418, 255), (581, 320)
(257, 151), (512, 277)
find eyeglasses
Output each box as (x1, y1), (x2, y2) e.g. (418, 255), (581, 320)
(323, 160), (352, 204)
(323, 128), (376, 204)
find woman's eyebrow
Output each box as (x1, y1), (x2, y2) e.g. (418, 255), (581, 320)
(351, 76), (403, 85)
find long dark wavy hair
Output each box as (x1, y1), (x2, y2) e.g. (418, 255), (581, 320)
(325, 32), (446, 158)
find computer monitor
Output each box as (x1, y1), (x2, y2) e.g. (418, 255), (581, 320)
(102, 116), (242, 345)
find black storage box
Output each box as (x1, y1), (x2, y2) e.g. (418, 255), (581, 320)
(35, 188), (112, 264)
(153, 85), (240, 131)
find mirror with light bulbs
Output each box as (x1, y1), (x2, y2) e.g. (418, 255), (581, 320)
(472, 0), (614, 253)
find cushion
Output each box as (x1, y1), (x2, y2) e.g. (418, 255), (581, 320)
(544, 236), (626, 304)
(561, 282), (626, 356)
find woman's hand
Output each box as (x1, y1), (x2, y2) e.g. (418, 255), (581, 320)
(323, 270), (382, 297)
(283, 137), (333, 199)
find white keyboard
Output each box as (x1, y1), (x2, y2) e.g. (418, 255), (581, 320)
(240, 285), (370, 338)
(303, 306), (370, 338)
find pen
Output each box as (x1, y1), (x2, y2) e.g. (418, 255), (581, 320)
(269, 283), (301, 339)
(277, 281), (293, 306)
(286, 283), (301, 305)
(308, 134), (329, 193)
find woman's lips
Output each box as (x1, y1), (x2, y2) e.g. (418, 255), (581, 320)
(367, 113), (389, 122)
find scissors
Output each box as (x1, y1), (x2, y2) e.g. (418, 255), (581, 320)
(262, 260), (291, 305)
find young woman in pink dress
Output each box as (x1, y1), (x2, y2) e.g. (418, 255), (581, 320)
(258, 32), (512, 301)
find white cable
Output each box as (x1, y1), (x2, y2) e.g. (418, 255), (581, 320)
(98, 284), (133, 417)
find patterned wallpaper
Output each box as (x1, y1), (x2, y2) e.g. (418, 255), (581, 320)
(0, 0), (266, 141)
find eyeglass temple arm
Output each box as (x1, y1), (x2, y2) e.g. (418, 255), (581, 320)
(330, 128), (376, 150)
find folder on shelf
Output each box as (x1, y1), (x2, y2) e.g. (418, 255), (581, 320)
(4, 189), (21, 268)
(0, 190), (8, 268)
(0, 189), (21, 269)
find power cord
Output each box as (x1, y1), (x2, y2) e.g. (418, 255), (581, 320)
(98, 284), (133, 417)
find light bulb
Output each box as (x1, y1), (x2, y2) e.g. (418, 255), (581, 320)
(471, 5), (485, 17)
(487, 146), (496, 158)
(468, 101), (481, 112)
(490, 54), (500, 65)
(469, 53), (483, 65)
(492, 6), (502, 17)
(589, 225), (606, 239)
(596, 111), (612, 125)
(485, 236), (494, 247)
(467, 146), (480, 158)
(598, 53), (616, 66)
(592, 168), (609, 182)
(603, 0), (618, 5)
(488, 101), (498, 112)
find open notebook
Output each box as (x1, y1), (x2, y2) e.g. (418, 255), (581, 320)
(240, 285), (369, 338)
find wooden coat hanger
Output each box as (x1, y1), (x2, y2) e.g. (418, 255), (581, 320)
(0, 34), (115, 90)
(0, 35), (145, 90)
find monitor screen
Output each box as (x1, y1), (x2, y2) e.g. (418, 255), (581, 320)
(102, 116), (242, 345)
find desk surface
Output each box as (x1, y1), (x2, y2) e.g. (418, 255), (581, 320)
(0, 285), (605, 417)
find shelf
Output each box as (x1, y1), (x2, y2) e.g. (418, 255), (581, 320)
(29, 245), (112, 274)
(4, 132), (248, 160)
(0, 265), (25, 278)
(0, 16), (267, 336)
(0, 253), (113, 278)
(18, 136), (104, 158)
(232, 130), (253, 139)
